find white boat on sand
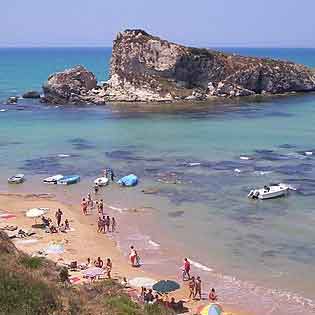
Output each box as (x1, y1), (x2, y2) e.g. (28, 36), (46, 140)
(8, 174), (25, 184)
(43, 174), (64, 184)
(248, 184), (289, 200)
(94, 177), (109, 186)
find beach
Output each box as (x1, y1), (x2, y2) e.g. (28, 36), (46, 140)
(0, 191), (242, 315)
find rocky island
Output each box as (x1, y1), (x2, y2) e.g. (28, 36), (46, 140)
(42, 29), (315, 104)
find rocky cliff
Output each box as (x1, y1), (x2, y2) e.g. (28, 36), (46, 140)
(42, 65), (105, 104)
(104, 29), (315, 101)
(42, 30), (315, 104)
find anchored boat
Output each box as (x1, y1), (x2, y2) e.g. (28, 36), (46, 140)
(248, 184), (289, 200)
(43, 174), (64, 184)
(8, 174), (25, 184)
(57, 175), (80, 185)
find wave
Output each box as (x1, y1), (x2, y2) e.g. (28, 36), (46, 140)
(189, 259), (213, 272)
(148, 240), (160, 248)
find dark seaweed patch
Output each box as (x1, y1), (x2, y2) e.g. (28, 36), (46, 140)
(278, 144), (297, 149)
(168, 211), (185, 218)
(68, 138), (96, 150)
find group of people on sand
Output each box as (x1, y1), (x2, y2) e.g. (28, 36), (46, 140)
(140, 287), (186, 312)
(183, 258), (218, 302)
(41, 208), (70, 234)
(97, 215), (116, 233)
(81, 257), (113, 279)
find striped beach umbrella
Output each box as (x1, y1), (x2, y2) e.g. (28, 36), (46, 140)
(198, 303), (223, 315)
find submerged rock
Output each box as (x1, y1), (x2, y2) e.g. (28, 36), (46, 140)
(42, 65), (102, 104)
(104, 29), (315, 102)
(22, 91), (41, 99)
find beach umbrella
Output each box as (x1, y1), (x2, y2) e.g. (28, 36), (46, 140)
(82, 267), (104, 278)
(152, 280), (180, 293)
(198, 303), (223, 315)
(26, 208), (46, 218)
(129, 277), (157, 288)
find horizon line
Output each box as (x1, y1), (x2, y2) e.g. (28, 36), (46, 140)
(0, 45), (315, 49)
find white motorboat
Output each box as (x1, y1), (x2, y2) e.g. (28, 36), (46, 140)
(43, 174), (64, 184)
(8, 174), (25, 184)
(248, 184), (289, 200)
(94, 177), (109, 186)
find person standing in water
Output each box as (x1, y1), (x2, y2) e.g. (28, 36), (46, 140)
(106, 215), (111, 232)
(111, 217), (116, 232)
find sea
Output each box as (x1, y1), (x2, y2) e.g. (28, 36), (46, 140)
(1, 47), (315, 315)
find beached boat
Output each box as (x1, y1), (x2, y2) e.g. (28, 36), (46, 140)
(94, 177), (109, 186)
(8, 174), (25, 184)
(248, 184), (289, 200)
(117, 174), (138, 187)
(57, 175), (80, 185)
(43, 174), (64, 184)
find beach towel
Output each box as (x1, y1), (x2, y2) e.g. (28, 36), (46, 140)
(82, 267), (104, 278)
(0, 214), (17, 220)
(70, 276), (81, 284)
(45, 242), (64, 254)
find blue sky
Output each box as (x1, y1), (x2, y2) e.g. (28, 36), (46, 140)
(1, 0), (315, 47)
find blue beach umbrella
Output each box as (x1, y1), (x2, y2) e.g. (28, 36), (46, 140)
(152, 280), (180, 293)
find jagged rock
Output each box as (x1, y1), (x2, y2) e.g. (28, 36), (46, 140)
(104, 29), (315, 102)
(42, 65), (101, 104)
(22, 91), (41, 99)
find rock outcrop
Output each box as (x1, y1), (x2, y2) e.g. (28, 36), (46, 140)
(42, 65), (105, 104)
(104, 29), (315, 101)
(42, 30), (315, 104)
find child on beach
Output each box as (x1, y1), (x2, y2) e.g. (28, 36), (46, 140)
(87, 193), (93, 209)
(94, 183), (99, 194)
(106, 258), (112, 278)
(111, 217), (116, 232)
(99, 199), (104, 214)
(208, 288), (218, 301)
(97, 217), (104, 233)
(65, 219), (70, 230)
(81, 198), (88, 215)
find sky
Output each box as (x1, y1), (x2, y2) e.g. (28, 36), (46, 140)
(1, 0), (315, 47)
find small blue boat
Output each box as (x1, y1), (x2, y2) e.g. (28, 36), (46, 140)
(117, 174), (138, 187)
(57, 175), (80, 185)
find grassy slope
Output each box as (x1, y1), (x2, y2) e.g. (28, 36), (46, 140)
(0, 231), (173, 315)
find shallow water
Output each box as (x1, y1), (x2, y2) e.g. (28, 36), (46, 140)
(1, 47), (315, 314)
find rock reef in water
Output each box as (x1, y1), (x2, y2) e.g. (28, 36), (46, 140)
(105, 29), (315, 101)
(42, 65), (105, 104)
(42, 30), (315, 104)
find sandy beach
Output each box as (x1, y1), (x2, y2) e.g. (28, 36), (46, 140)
(0, 191), (242, 315)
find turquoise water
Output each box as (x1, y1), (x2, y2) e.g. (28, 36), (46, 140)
(1, 48), (315, 314)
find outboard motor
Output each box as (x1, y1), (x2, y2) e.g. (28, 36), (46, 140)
(253, 191), (260, 199)
(248, 190), (254, 198)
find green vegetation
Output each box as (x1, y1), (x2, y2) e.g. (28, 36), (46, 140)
(0, 231), (174, 315)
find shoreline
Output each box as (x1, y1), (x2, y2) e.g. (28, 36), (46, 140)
(0, 191), (243, 315)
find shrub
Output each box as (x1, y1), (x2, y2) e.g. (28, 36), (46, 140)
(19, 256), (43, 270)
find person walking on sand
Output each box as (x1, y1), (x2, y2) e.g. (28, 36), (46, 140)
(106, 258), (112, 278)
(188, 276), (196, 300)
(94, 183), (99, 194)
(111, 217), (116, 232)
(81, 198), (88, 215)
(99, 199), (104, 215)
(194, 276), (202, 300)
(129, 245), (139, 267)
(87, 193), (93, 209)
(106, 215), (111, 232)
(55, 208), (63, 227)
(182, 258), (191, 280)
